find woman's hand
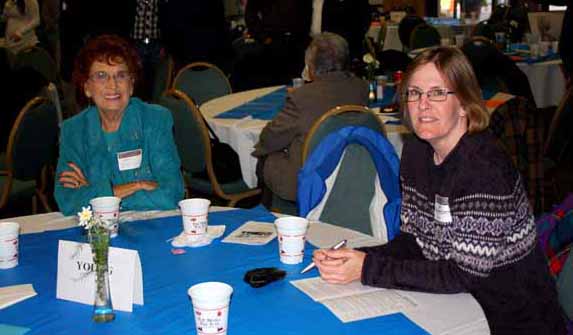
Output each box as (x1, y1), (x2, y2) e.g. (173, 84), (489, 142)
(313, 248), (366, 284)
(59, 162), (89, 189)
(113, 181), (158, 199)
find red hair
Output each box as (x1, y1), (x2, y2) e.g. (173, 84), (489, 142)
(72, 34), (142, 107)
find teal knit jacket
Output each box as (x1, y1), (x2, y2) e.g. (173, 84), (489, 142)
(55, 98), (184, 216)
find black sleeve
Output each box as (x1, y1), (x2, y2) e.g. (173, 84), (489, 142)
(359, 233), (481, 294)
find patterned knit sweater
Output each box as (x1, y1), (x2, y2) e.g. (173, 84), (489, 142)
(359, 132), (565, 334)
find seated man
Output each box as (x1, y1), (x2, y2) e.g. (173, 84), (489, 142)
(252, 32), (368, 203)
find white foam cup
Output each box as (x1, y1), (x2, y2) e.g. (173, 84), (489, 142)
(0, 222), (20, 269)
(292, 77), (304, 88)
(540, 41), (551, 56)
(455, 34), (465, 47)
(552, 41), (559, 53)
(90, 196), (121, 238)
(274, 216), (309, 264)
(179, 198), (210, 240)
(530, 43), (540, 58)
(188, 282), (233, 335)
(440, 38), (451, 46)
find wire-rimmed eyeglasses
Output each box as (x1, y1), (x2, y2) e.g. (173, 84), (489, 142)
(405, 88), (455, 102)
(89, 71), (132, 85)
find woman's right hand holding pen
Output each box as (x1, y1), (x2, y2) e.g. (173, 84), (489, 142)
(313, 248), (367, 285)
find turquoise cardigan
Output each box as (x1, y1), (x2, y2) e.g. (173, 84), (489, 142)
(55, 98), (184, 216)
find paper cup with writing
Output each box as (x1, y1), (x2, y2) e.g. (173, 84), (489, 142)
(275, 216), (309, 265)
(0, 222), (20, 269)
(188, 282), (233, 335)
(90, 196), (121, 238)
(179, 199), (210, 241)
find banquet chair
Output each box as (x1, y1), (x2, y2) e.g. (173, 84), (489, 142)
(297, 105), (401, 241)
(151, 54), (174, 104)
(159, 89), (260, 207)
(409, 24), (441, 51)
(488, 95), (544, 213)
(398, 15), (426, 51)
(0, 96), (59, 213)
(172, 62), (231, 106)
(12, 46), (59, 86)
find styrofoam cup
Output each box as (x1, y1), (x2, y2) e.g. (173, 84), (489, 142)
(530, 43), (540, 58)
(274, 216), (309, 264)
(292, 77), (304, 88)
(440, 38), (451, 46)
(90, 196), (121, 238)
(179, 198), (210, 240)
(455, 34), (465, 47)
(540, 41), (551, 56)
(188, 282), (233, 335)
(552, 41), (559, 53)
(0, 222), (20, 269)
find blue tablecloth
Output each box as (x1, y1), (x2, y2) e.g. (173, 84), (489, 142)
(0, 206), (428, 335)
(215, 87), (287, 120)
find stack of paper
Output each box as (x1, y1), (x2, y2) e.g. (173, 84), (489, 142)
(291, 277), (418, 323)
(222, 221), (276, 245)
(0, 284), (37, 310)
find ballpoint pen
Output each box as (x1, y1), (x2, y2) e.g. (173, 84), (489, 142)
(300, 239), (347, 274)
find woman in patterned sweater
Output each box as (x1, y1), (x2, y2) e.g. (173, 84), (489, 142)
(313, 47), (566, 334)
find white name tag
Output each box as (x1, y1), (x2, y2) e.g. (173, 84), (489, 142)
(117, 149), (142, 171)
(56, 240), (144, 312)
(434, 194), (452, 223)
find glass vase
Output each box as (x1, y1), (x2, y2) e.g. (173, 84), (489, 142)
(89, 227), (115, 323)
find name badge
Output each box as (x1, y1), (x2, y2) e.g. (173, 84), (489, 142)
(434, 194), (452, 223)
(117, 149), (142, 171)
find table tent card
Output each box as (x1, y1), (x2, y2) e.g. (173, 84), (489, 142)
(222, 221), (276, 245)
(56, 240), (143, 312)
(0, 284), (37, 310)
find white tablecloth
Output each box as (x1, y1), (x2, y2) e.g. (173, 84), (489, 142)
(517, 59), (566, 108)
(200, 86), (409, 188)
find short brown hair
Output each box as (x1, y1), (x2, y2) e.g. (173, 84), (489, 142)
(72, 34), (142, 107)
(400, 46), (489, 133)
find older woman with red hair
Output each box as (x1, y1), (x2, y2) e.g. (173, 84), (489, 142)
(54, 34), (184, 216)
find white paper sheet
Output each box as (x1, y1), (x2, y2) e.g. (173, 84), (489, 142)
(0, 284), (37, 310)
(306, 221), (383, 249)
(291, 277), (417, 323)
(222, 221), (276, 245)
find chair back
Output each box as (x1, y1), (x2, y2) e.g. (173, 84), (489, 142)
(299, 106), (400, 241)
(13, 46), (59, 84)
(158, 89), (209, 175)
(397, 15), (426, 51)
(302, 105), (385, 161)
(172, 62), (231, 106)
(489, 95), (544, 213)
(151, 54), (174, 103)
(545, 86), (573, 163)
(409, 24), (441, 51)
(5, 96), (59, 181)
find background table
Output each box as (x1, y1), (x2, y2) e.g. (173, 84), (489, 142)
(201, 86), (409, 188)
(0, 207), (489, 335)
(517, 59), (566, 108)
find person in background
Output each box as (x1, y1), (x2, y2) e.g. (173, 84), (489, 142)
(54, 34), (184, 216)
(1, 0), (39, 54)
(312, 47), (566, 334)
(310, 0), (371, 61)
(252, 32), (368, 204)
(244, 0), (311, 86)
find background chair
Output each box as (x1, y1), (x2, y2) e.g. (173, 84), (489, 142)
(462, 37), (535, 104)
(172, 62), (231, 106)
(409, 23), (441, 51)
(397, 15), (426, 52)
(298, 105), (401, 241)
(488, 95), (544, 214)
(12, 46), (60, 86)
(159, 89), (260, 207)
(0, 96), (59, 214)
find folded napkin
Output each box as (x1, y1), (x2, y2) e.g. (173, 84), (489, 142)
(0, 284), (37, 310)
(215, 87), (287, 120)
(170, 225), (226, 248)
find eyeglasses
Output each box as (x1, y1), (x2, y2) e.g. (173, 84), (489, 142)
(89, 71), (131, 84)
(405, 88), (455, 102)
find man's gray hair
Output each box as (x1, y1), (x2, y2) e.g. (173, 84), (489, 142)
(305, 32), (350, 75)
